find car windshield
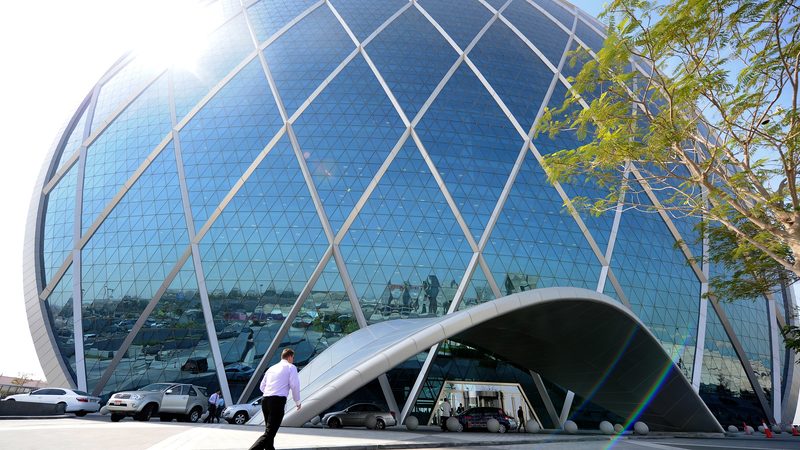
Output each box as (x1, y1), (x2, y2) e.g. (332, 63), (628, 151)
(73, 390), (90, 396)
(140, 383), (173, 392)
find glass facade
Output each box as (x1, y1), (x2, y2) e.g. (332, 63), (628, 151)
(29, 0), (792, 427)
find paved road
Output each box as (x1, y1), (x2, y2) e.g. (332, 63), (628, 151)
(441, 436), (800, 450)
(2, 415), (800, 450)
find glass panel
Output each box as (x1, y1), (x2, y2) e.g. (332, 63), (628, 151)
(502, 0), (570, 68)
(365, 7), (459, 120)
(292, 55), (406, 233)
(172, 14), (255, 121)
(44, 266), (77, 382)
(535, 0), (575, 31)
(81, 143), (190, 393)
(576, 18), (605, 55)
(469, 20), (553, 129)
(415, 65), (524, 242)
(561, 40), (591, 82)
(417, 0), (492, 50)
(247, 0), (319, 44)
(90, 58), (163, 133)
(55, 109), (88, 173)
(385, 352), (428, 411)
(339, 140), (474, 323)
(609, 178), (700, 378)
(100, 258), (219, 398)
(198, 136), (329, 399)
(263, 5), (355, 116)
(180, 59), (283, 229)
(42, 165), (77, 285)
(216, 0), (243, 21)
(533, 81), (615, 252)
(713, 263), (773, 405)
(328, 0), (407, 42)
(482, 150), (602, 295)
(699, 304), (766, 425)
(483, 0), (506, 9)
(82, 74), (172, 233)
(457, 265), (496, 310)
(266, 258), (357, 373)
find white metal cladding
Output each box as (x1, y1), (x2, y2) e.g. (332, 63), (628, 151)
(23, 0), (797, 425)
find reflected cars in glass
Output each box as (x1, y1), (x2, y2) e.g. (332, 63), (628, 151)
(322, 403), (397, 429)
(454, 406), (518, 433)
(224, 363), (255, 381)
(106, 383), (208, 422)
(3, 388), (101, 416)
(221, 397), (262, 425)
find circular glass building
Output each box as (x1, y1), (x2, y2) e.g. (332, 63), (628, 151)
(24, 0), (798, 429)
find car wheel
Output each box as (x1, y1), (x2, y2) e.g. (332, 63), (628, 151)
(187, 407), (202, 423)
(110, 413), (124, 422)
(5, 399), (14, 402)
(75, 411), (88, 417)
(233, 411), (248, 425)
(134, 404), (155, 421)
(498, 424), (507, 433)
(328, 417), (342, 428)
(375, 419), (386, 430)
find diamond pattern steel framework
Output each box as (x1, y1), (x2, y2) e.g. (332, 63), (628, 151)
(30, 0), (791, 423)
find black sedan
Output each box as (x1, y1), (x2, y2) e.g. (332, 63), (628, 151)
(453, 406), (518, 433)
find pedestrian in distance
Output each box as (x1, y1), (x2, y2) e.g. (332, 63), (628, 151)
(249, 348), (301, 450)
(517, 406), (525, 432)
(214, 394), (225, 423)
(204, 389), (221, 423)
(456, 403), (464, 414)
(440, 398), (452, 431)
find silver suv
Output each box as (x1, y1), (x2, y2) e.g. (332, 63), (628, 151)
(106, 383), (208, 422)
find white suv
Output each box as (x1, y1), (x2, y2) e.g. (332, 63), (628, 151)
(106, 383), (208, 422)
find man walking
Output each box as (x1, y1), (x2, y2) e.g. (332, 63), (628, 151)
(249, 348), (301, 450)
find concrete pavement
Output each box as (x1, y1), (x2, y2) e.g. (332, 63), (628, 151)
(1, 416), (800, 450)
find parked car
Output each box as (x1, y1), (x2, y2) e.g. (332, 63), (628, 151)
(3, 387), (101, 416)
(181, 356), (208, 373)
(221, 397), (262, 425)
(224, 363), (255, 381)
(453, 406), (518, 433)
(105, 383), (207, 422)
(322, 403), (397, 429)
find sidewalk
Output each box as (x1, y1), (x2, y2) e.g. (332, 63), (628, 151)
(148, 424), (624, 450)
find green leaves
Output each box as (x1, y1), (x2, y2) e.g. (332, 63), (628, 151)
(539, 0), (800, 331)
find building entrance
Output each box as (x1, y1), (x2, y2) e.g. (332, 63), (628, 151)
(429, 380), (541, 428)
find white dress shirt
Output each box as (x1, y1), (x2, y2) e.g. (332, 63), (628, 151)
(260, 359), (301, 406)
(209, 392), (219, 405)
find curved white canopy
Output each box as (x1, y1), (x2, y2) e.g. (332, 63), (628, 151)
(251, 287), (723, 432)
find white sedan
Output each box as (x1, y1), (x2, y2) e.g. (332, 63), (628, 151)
(4, 388), (101, 416)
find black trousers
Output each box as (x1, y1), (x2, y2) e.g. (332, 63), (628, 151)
(204, 404), (216, 423)
(249, 396), (286, 450)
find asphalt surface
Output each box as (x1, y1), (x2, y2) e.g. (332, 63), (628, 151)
(2, 415), (800, 449)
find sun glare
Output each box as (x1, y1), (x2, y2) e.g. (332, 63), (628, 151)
(132, 0), (223, 72)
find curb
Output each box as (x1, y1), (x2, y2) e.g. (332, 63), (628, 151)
(0, 415), (71, 420)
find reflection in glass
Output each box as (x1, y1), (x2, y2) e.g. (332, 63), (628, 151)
(81, 144), (189, 392)
(44, 267), (78, 381)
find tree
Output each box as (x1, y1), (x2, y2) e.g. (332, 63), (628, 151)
(539, 1), (800, 313)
